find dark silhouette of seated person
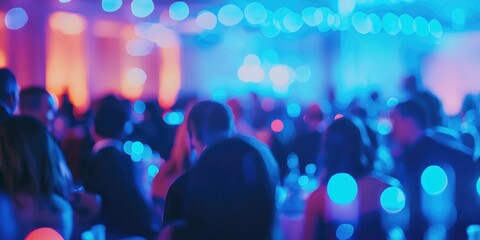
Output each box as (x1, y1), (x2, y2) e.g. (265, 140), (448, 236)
(0, 68), (19, 121)
(168, 137), (280, 240)
(163, 100), (235, 226)
(390, 99), (479, 239)
(0, 116), (72, 239)
(81, 95), (155, 239)
(303, 116), (402, 240)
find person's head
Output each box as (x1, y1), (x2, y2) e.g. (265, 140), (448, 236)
(323, 116), (372, 179)
(93, 95), (129, 140)
(0, 68), (19, 114)
(0, 116), (67, 198)
(414, 91), (443, 127)
(304, 103), (324, 130)
(184, 136), (279, 239)
(20, 87), (57, 131)
(390, 99), (429, 146)
(187, 100), (234, 156)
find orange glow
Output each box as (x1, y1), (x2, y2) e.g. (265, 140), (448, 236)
(121, 67), (146, 100)
(47, 12), (89, 113)
(0, 12), (7, 67)
(120, 25), (145, 100)
(93, 20), (122, 38)
(49, 12), (86, 35)
(159, 45), (181, 109)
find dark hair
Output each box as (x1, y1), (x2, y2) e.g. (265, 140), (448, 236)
(0, 116), (67, 199)
(183, 136), (279, 239)
(323, 116), (372, 179)
(0, 68), (16, 100)
(395, 99), (430, 129)
(20, 87), (51, 111)
(94, 95), (129, 139)
(187, 100), (233, 145)
(414, 91), (442, 127)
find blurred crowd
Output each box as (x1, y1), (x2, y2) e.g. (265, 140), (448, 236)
(1, 67), (480, 240)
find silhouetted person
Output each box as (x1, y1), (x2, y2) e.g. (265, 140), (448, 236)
(163, 100), (235, 226)
(171, 137), (279, 240)
(304, 116), (401, 240)
(81, 95), (155, 239)
(390, 99), (479, 239)
(0, 116), (72, 239)
(0, 68), (19, 121)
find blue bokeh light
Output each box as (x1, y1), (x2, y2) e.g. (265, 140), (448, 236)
(452, 9), (465, 28)
(59, 0), (71, 3)
(133, 100), (146, 114)
(148, 165), (159, 177)
(386, 97), (399, 108)
(302, 7), (322, 27)
(244, 2), (267, 25)
(327, 173), (358, 204)
(415, 16), (429, 37)
(369, 13), (382, 34)
(169, 1), (189, 21)
(287, 103), (301, 118)
(305, 164), (316, 175)
(295, 65), (311, 83)
(336, 224), (355, 240)
(5, 7), (29, 30)
(298, 175), (309, 187)
(352, 12), (372, 34)
(476, 177), (480, 196)
(421, 165), (448, 195)
(377, 118), (393, 135)
(382, 13), (400, 35)
(429, 19), (443, 38)
(131, 141), (145, 155)
(131, 0), (154, 18)
(218, 4), (244, 26)
(163, 111), (184, 125)
(143, 144), (153, 159)
(380, 187), (406, 213)
(399, 14), (414, 35)
(102, 0), (122, 13)
(123, 141), (133, 154)
(283, 12), (303, 33)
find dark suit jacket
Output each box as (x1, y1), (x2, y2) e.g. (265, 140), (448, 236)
(83, 146), (155, 239)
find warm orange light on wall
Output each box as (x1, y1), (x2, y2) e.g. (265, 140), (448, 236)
(46, 12), (88, 113)
(159, 45), (181, 109)
(0, 12), (7, 68)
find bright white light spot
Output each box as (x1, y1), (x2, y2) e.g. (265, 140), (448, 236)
(218, 4), (243, 26)
(196, 11), (217, 30)
(127, 68), (147, 86)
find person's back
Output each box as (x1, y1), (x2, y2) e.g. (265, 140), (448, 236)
(82, 95), (155, 238)
(173, 137), (279, 240)
(0, 116), (72, 239)
(305, 174), (399, 240)
(162, 100), (235, 226)
(402, 135), (479, 239)
(303, 117), (405, 240)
